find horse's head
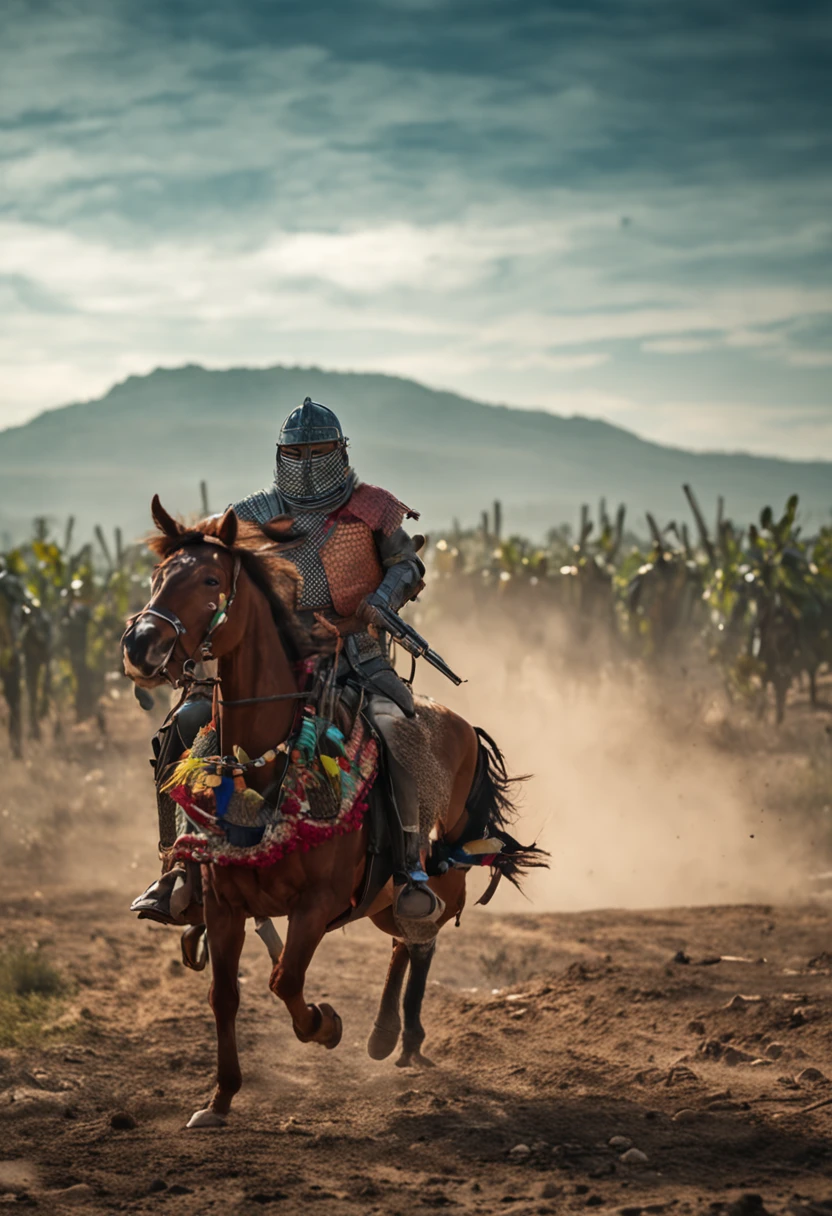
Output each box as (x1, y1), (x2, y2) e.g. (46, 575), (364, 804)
(122, 495), (303, 687)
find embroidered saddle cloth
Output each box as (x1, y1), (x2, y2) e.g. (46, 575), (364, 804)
(163, 711), (378, 867)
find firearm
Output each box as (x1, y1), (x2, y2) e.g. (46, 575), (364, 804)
(373, 604), (464, 687)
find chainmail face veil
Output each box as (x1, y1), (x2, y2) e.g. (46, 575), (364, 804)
(275, 446), (355, 512)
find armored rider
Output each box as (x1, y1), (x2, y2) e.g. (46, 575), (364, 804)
(131, 397), (440, 924)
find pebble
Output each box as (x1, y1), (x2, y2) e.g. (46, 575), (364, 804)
(620, 1148), (649, 1165)
(509, 1143), (531, 1159)
(672, 1108), (701, 1124)
(609, 1136), (632, 1149)
(765, 1042), (787, 1060)
(541, 1182), (562, 1199)
(723, 1047), (754, 1067)
(726, 1195), (768, 1216)
(795, 1067), (826, 1085)
(531, 1140), (549, 1152)
(724, 994), (762, 1010)
(110, 1111), (138, 1130)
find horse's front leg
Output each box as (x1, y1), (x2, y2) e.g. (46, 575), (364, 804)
(270, 897), (342, 1049)
(187, 893), (246, 1129)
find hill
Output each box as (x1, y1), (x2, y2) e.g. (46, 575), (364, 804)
(0, 364), (829, 543)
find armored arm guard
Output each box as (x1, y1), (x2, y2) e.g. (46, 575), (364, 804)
(370, 527), (425, 613)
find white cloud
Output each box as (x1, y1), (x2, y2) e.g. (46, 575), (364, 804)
(785, 350), (832, 369)
(642, 338), (716, 354)
(0, 2), (830, 458)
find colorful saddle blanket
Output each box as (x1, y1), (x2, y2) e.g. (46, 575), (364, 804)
(163, 711), (378, 867)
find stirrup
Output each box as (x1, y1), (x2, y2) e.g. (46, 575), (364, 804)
(394, 877), (444, 924)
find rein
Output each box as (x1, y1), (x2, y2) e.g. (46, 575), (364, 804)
(219, 691), (307, 708)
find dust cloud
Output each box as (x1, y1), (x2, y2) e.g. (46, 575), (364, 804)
(0, 603), (815, 917)
(415, 603), (812, 913)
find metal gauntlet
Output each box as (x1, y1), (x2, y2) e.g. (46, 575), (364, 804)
(370, 558), (424, 613)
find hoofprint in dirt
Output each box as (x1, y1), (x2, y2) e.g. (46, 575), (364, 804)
(4, 895), (832, 1215)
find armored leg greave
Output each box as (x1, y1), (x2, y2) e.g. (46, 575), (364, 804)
(364, 694), (421, 876)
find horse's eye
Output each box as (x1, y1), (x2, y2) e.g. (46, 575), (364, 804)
(205, 577), (220, 587)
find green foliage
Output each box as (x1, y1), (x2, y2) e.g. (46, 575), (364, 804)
(0, 515), (154, 733)
(0, 946), (69, 1048)
(0, 946), (65, 997)
(429, 493), (832, 720)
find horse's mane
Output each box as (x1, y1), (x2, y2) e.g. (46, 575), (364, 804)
(147, 515), (312, 663)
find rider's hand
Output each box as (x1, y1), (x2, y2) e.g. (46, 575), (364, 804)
(357, 593), (388, 631)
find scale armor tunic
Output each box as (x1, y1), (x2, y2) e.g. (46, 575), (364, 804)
(233, 480), (424, 702)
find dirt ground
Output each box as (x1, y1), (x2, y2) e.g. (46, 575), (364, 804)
(2, 690), (832, 1215)
(6, 890), (832, 1216)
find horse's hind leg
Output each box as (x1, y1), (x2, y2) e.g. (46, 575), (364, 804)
(396, 941), (437, 1069)
(367, 939), (408, 1060)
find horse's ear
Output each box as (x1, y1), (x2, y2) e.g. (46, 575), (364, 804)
(151, 494), (182, 538)
(216, 507), (238, 549)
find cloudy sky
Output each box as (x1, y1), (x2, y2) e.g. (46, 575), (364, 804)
(1, 0), (831, 456)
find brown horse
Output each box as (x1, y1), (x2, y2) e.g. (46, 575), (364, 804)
(122, 497), (538, 1128)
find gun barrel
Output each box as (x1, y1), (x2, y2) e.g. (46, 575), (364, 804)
(376, 605), (464, 685)
(426, 650), (464, 686)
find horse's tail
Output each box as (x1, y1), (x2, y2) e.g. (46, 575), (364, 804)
(462, 727), (549, 903)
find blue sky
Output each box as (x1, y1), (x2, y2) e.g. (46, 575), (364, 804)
(1, 0), (831, 455)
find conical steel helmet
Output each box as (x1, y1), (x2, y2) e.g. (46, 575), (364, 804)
(278, 397), (345, 447)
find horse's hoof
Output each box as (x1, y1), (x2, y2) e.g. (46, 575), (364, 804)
(395, 1050), (436, 1070)
(318, 1002), (343, 1050)
(367, 1020), (401, 1061)
(186, 1108), (227, 1129)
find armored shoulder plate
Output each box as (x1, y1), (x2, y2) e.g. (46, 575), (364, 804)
(347, 483), (419, 537)
(232, 486), (284, 525)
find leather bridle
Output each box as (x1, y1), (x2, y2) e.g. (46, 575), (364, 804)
(122, 541), (242, 687)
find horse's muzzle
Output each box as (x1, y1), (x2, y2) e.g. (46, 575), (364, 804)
(122, 616), (177, 685)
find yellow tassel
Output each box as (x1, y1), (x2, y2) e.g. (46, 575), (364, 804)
(160, 755), (208, 793)
(320, 755), (342, 782)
